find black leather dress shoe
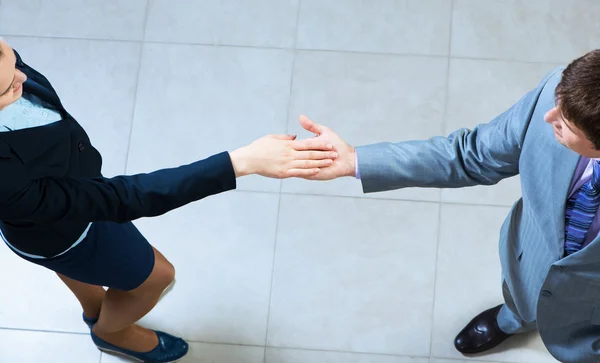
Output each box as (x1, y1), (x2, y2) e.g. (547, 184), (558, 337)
(454, 304), (513, 354)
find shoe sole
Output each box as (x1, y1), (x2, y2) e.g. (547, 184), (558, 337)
(97, 347), (182, 363)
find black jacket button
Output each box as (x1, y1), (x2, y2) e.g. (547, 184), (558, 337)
(78, 141), (85, 152)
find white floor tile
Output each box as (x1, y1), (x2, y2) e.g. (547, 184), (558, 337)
(0, 0), (147, 41)
(102, 342), (264, 363)
(128, 43), (294, 192)
(445, 59), (560, 135)
(146, 0), (299, 48)
(0, 245), (92, 333)
(297, 0), (451, 55)
(431, 359), (508, 363)
(283, 51), (446, 202)
(131, 191), (279, 346)
(451, 0), (600, 62)
(267, 347), (429, 363)
(268, 195), (438, 356)
(0, 330), (99, 363)
(431, 204), (556, 362)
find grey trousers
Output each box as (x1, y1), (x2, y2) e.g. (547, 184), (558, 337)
(497, 281), (537, 334)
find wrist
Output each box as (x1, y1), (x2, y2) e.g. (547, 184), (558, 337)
(345, 146), (356, 177)
(229, 147), (252, 178)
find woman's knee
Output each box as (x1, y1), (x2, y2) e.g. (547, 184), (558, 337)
(152, 257), (175, 290)
(132, 250), (175, 294)
(158, 258), (175, 286)
(150, 246), (175, 286)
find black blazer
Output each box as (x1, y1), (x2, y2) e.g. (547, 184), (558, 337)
(0, 50), (237, 257)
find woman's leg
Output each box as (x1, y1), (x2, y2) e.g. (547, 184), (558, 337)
(56, 273), (105, 320)
(58, 246), (175, 352)
(91, 246), (175, 352)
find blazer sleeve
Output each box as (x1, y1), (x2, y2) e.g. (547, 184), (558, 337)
(0, 151), (236, 223)
(355, 67), (564, 194)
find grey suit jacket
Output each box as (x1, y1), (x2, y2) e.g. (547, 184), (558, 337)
(356, 67), (600, 362)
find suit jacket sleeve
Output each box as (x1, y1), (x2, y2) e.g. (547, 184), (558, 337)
(355, 67), (563, 194)
(0, 151), (236, 223)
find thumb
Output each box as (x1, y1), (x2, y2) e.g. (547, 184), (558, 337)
(269, 134), (297, 140)
(299, 114), (324, 135)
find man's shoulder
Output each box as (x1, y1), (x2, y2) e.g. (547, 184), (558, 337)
(537, 66), (565, 93)
(521, 66), (566, 116)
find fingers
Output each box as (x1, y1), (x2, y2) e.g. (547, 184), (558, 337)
(286, 168), (321, 178)
(292, 137), (333, 151)
(298, 114), (325, 135)
(295, 150), (338, 160)
(284, 158), (334, 178)
(269, 134), (297, 140)
(291, 159), (334, 169)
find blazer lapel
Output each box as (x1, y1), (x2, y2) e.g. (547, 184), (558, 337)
(22, 78), (63, 111)
(549, 142), (580, 254)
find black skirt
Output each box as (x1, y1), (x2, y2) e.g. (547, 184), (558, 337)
(5, 221), (155, 291)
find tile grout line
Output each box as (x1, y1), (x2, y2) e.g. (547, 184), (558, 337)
(429, 0), (455, 359)
(0, 325), (517, 363)
(262, 187), (283, 361)
(263, 344), (431, 360)
(263, 3), (303, 361)
(429, 356), (508, 363)
(233, 188), (516, 209)
(1, 34), (566, 66)
(429, 202), (444, 359)
(179, 337), (510, 363)
(0, 326), (89, 336)
(100, 2), (153, 360)
(122, 0), (151, 175)
(102, 4), (150, 362)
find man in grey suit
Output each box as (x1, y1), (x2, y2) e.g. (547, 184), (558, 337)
(297, 49), (600, 363)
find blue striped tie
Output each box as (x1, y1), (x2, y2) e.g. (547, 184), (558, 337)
(564, 160), (600, 256)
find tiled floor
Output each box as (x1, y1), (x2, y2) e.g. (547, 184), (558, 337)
(1, 0), (599, 362)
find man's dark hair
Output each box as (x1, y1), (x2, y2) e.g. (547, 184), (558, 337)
(556, 49), (600, 149)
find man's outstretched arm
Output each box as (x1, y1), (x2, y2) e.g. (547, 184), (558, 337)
(298, 68), (561, 193)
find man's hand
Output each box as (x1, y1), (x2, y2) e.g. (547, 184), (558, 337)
(229, 134), (338, 179)
(298, 115), (356, 180)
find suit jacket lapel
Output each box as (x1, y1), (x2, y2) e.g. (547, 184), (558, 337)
(22, 78), (63, 111)
(550, 142), (580, 254)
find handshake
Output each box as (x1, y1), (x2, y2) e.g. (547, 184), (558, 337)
(229, 115), (355, 181)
